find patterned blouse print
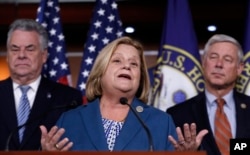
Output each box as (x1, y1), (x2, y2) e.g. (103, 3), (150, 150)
(102, 118), (124, 151)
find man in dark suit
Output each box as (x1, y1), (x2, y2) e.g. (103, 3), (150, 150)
(0, 19), (82, 150)
(167, 34), (250, 155)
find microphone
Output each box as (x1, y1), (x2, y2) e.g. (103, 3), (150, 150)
(119, 97), (154, 151)
(5, 100), (79, 151)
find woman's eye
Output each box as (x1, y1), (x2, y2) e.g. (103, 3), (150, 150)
(113, 59), (120, 63)
(131, 62), (138, 66)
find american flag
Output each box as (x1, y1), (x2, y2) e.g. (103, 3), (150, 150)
(36, 0), (72, 86)
(76, 0), (124, 103)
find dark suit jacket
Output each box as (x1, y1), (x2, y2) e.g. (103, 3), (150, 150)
(0, 77), (82, 150)
(167, 91), (250, 155)
(56, 98), (177, 151)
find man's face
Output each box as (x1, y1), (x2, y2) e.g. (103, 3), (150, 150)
(7, 30), (47, 82)
(202, 42), (243, 89)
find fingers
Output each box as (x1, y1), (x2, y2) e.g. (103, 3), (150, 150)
(178, 123), (194, 144)
(61, 141), (74, 151)
(169, 123), (207, 151)
(168, 135), (178, 146)
(40, 125), (50, 150)
(168, 135), (180, 150)
(54, 138), (73, 151)
(39, 125), (72, 151)
(196, 129), (209, 147)
(176, 127), (185, 144)
(183, 123), (192, 142)
(48, 127), (65, 145)
(190, 123), (197, 142)
(169, 126), (188, 151)
(40, 125), (48, 141)
(189, 123), (209, 149)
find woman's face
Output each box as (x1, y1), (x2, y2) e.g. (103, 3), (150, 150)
(101, 44), (141, 96)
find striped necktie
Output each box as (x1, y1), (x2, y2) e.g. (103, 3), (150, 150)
(214, 98), (232, 155)
(17, 85), (31, 143)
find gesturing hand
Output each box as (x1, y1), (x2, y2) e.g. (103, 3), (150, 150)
(40, 125), (73, 151)
(168, 123), (208, 151)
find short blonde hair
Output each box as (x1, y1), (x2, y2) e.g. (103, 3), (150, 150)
(86, 36), (150, 103)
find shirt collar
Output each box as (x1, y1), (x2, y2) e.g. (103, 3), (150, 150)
(205, 89), (234, 108)
(13, 75), (41, 92)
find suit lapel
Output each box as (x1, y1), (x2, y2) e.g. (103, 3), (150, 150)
(192, 94), (211, 131)
(0, 78), (20, 148)
(192, 93), (219, 154)
(82, 100), (108, 150)
(81, 99), (150, 151)
(234, 92), (248, 138)
(20, 77), (54, 148)
(114, 99), (149, 151)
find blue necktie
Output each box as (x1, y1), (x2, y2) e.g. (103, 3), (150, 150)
(17, 85), (30, 143)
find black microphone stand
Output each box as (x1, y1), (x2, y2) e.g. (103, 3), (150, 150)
(119, 97), (154, 151)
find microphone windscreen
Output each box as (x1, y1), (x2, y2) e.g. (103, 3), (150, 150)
(119, 97), (128, 105)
